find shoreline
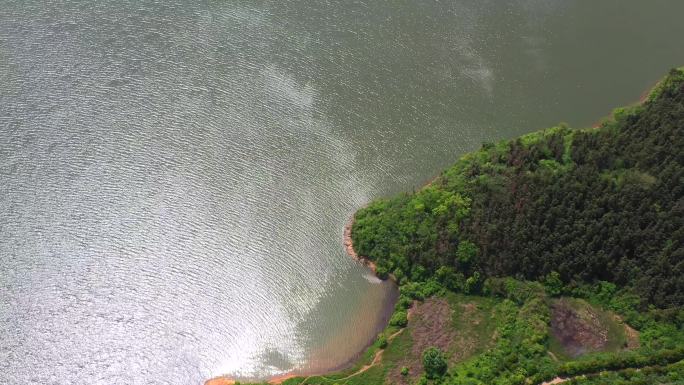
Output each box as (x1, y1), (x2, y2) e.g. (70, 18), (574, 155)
(203, 70), (684, 385)
(592, 77), (661, 129)
(204, 215), (396, 385)
(343, 214), (378, 274)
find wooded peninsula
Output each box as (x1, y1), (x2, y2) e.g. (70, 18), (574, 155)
(222, 68), (684, 385)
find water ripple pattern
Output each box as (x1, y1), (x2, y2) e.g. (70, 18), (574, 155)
(2, 1), (684, 384)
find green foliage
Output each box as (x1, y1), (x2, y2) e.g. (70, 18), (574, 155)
(352, 187), (472, 282)
(422, 347), (448, 379)
(377, 333), (388, 349)
(390, 310), (408, 327)
(562, 360), (684, 384)
(375, 264), (389, 280)
(543, 272), (563, 297)
(396, 294), (413, 310)
(261, 69), (684, 385)
(400, 282), (426, 301)
(483, 277), (546, 305)
(555, 348), (684, 378)
(449, 286), (553, 385)
(457, 240), (478, 267)
(352, 67), (684, 309)
(435, 266), (465, 292)
(464, 272), (482, 295)
(421, 278), (446, 297)
(647, 66), (684, 102)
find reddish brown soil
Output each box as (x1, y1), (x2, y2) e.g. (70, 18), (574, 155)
(205, 373), (299, 385)
(550, 299), (608, 357)
(410, 298), (456, 356)
(388, 298), (455, 385)
(343, 217), (378, 274)
(204, 377), (235, 385)
(540, 377), (569, 385)
(615, 315), (640, 350)
(624, 323), (640, 350)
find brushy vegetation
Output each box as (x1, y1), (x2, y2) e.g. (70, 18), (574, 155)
(343, 68), (684, 384)
(238, 69), (684, 385)
(422, 347), (448, 379)
(562, 360), (684, 384)
(352, 67), (684, 310)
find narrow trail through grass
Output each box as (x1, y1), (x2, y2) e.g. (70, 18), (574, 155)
(536, 359), (684, 385)
(296, 328), (406, 385)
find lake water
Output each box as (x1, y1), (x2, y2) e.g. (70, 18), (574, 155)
(1, 1), (683, 384)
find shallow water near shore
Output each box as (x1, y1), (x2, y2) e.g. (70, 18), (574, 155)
(2, 1), (684, 384)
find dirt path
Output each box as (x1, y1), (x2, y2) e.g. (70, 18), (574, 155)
(547, 351), (559, 362)
(540, 378), (568, 385)
(327, 349), (384, 382)
(207, 223), (402, 385)
(295, 328), (406, 384)
(316, 329), (405, 383)
(535, 362), (674, 385)
(388, 328), (405, 340)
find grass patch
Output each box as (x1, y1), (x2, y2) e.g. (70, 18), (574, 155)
(444, 292), (500, 362)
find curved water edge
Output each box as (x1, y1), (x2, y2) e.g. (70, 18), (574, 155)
(4, 2), (684, 384)
(205, 221), (398, 384)
(344, 215), (379, 276)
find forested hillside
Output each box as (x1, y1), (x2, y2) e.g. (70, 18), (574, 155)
(229, 69), (684, 385)
(352, 68), (684, 309)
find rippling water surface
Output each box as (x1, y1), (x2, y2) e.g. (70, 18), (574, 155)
(2, 1), (684, 384)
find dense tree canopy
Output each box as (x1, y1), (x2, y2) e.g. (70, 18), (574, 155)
(352, 68), (684, 309)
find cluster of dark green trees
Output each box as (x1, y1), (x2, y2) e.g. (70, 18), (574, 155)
(352, 68), (684, 311)
(347, 69), (684, 384)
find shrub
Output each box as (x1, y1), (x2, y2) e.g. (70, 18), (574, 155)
(396, 295), (412, 310)
(390, 310), (408, 327)
(464, 272), (482, 294)
(419, 279), (444, 297)
(543, 271), (563, 297)
(435, 266), (465, 292)
(377, 334), (388, 349)
(422, 347), (447, 379)
(457, 240), (478, 267)
(400, 282), (426, 301)
(375, 264), (389, 280)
